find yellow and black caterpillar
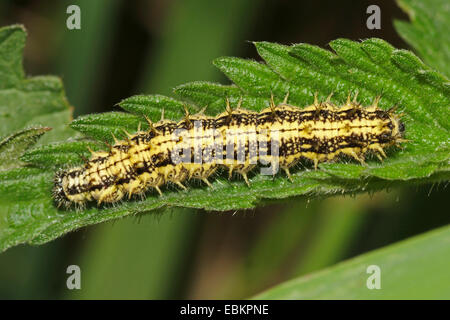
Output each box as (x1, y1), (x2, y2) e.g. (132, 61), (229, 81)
(53, 94), (406, 208)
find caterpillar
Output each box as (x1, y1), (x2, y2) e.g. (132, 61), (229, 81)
(53, 93), (406, 209)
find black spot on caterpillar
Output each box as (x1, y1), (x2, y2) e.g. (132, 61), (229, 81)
(53, 93), (406, 209)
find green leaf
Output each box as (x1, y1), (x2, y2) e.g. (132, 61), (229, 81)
(394, 0), (450, 78)
(0, 127), (51, 171)
(0, 27), (76, 145)
(68, 95), (194, 145)
(0, 25), (76, 251)
(252, 225), (450, 299)
(20, 141), (101, 169)
(70, 112), (145, 145)
(0, 21), (449, 252)
(119, 94), (187, 120)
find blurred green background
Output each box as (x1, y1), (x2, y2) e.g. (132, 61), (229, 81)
(0, 0), (448, 299)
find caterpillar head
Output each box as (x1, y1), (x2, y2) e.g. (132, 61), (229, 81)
(391, 113), (406, 138)
(387, 110), (407, 147)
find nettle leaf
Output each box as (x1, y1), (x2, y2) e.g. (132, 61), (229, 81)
(0, 25), (76, 251)
(0, 28), (76, 145)
(0, 127), (51, 171)
(394, 0), (450, 78)
(1, 22), (449, 252)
